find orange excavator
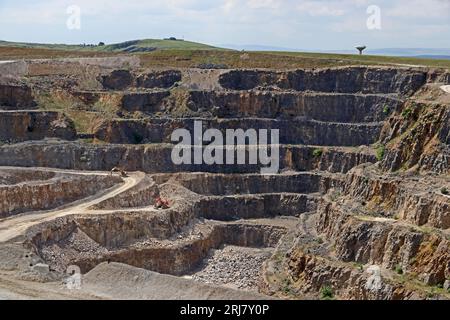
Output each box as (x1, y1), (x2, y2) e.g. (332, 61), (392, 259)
(155, 196), (170, 209)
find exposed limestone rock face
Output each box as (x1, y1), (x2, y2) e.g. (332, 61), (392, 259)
(438, 111), (450, 145)
(0, 142), (375, 174)
(219, 67), (426, 95)
(27, 211), (286, 275)
(261, 179), (449, 300)
(0, 83), (36, 109)
(72, 90), (170, 113)
(381, 100), (450, 174)
(195, 194), (317, 221)
(0, 65), (448, 300)
(121, 91), (170, 112)
(341, 166), (450, 229)
(75, 89), (400, 121)
(100, 69), (182, 90)
(0, 169), (56, 185)
(316, 199), (450, 287)
(0, 172), (121, 218)
(136, 70), (182, 89)
(28, 206), (194, 252)
(0, 111), (77, 143)
(285, 249), (433, 300)
(100, 70), (134, 90)
(93, 118), (382, 146)
(92, 175), (160, 209)
(157, 172), (335, 196)
(187, 91), (399, 122)
(426, 70), (450, 85)
(313, 147), (377, 173)
(0, 244), (41, 272)
(260, 162), (448, 300)
(259, 158), (449, 299)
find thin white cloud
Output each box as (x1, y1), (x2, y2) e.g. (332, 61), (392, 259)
(297, 1), (345, 16)
(0, 0), (448, 49)
(247, 0), (281, 9)
(386, 0), (450, 18)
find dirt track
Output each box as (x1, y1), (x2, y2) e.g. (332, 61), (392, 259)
(441, 85), (450, 93)
(0, 168), (144, 243)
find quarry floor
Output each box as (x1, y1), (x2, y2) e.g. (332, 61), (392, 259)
(0, 62), (449, 300)
(0, 167), (286, 300)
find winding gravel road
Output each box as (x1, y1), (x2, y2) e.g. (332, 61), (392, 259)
(0, 168), (144, 243)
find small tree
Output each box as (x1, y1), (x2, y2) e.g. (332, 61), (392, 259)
(321, 286), (334, 300)
(376, 145), (386, 162)
(313, 148), (323, 158)
(98, 42), (105, 46)
(356, 45), (367, 55)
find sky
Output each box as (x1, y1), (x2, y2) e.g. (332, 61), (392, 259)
(0, 0), (449, 50)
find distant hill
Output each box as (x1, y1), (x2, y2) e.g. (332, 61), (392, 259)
(100, 39), (221, 52)
(0, 39), (222, 52)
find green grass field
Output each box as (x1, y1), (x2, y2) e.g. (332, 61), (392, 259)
(138, 49), (450, 69)
(266, 51), (450, 68)
(103, 39), (220, 51)
(1, 39), (449, 70)
(0, 39), (221, 52)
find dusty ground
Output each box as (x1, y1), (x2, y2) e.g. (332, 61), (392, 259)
(0, 168), (143, 243)
(441, 85), (450, 93)
(0, 264), (268, 300)
(0, 166), (291, 299)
